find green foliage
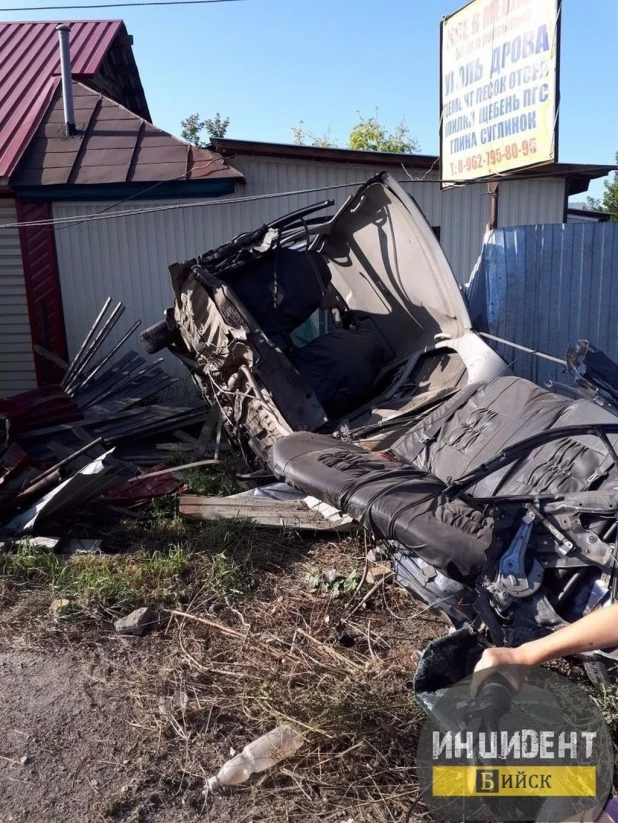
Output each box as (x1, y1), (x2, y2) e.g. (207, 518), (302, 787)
(306, 568), (360, 599)
(165, 447), (240, 496)
(348, 111), (420, 153)
(291, 120), (336, 148)
(182, 466), (239, 497)
(0, 525), (253, 617)
(291, 111), (420, 154)
(180, 112), (230, 147)
(586, 153), (618, 220)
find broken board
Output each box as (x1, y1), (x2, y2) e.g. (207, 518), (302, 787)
(179, 495), (356, 532)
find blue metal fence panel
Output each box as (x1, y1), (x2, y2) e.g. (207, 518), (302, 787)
(465, 223), (618, 386)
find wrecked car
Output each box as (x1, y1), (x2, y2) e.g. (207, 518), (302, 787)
(143, 173), (618, 682)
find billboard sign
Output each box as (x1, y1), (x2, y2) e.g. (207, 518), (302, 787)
(440, 0), (561, 186)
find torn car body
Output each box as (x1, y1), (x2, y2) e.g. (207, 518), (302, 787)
(152, 172), (618, 679)
(160, 173), (506, 463)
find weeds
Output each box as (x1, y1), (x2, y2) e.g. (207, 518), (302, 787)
(165, 446), (240, 496)
(128, 537), (437, 823)
(0, 518), (255, 618)
(590, 683), (618, 733)
(306, 567), (361, 598)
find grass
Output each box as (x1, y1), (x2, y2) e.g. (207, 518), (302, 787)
(165, 445), (240, 497)
(124, 535), (439, 823)
(590, 683), (618, 733)
(0, 508), (256, 619)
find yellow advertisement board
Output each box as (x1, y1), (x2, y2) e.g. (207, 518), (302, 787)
(440, 0), (561, 185)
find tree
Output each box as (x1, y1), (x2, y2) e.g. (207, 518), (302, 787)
(348, 112), (420, 153)
(290, 111), (420, 154)
(180, 112), (230, 147)
(586, 153), (618, 220)
(291, 120), (335, 148)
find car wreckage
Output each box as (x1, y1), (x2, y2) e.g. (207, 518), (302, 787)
(142, 172), (618, 682)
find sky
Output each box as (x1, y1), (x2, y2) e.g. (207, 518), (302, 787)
(4, 0), (617, 200)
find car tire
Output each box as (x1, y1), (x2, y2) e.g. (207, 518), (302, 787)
(140, 320), (173, 354)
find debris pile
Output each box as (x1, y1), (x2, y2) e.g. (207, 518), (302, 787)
(0, 299), (213, 546)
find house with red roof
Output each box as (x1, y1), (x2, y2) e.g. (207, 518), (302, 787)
(0, 20), (242, 394)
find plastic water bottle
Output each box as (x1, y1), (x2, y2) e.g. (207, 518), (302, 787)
(207, 724), (304, 790)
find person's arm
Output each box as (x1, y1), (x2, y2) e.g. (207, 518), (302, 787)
(473, 602), (618, 692)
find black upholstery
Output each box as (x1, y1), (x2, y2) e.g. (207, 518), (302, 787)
(391, 376), (618, 497)
(273, 433), (496, 582)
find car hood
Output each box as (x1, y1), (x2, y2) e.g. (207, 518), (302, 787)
(314, 173), (472, 360)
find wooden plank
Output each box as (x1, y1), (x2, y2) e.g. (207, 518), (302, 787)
(179, 495), (356, 532)
(172, 430), (198, 446)
(194, 406), (220, 458)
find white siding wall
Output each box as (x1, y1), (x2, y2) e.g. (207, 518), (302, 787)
(0, 198), (36, 395)
(52, 158), (566, 372)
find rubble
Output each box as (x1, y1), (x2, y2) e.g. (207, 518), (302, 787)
(0, 298), (217, 551)
(114, 606), (154, 636)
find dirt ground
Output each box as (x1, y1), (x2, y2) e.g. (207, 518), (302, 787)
(0, 533), (444, 823)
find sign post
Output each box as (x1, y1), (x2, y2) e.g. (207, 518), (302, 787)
(440, 0), (562, 188)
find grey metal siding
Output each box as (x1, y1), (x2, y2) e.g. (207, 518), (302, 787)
(52, 157), (568, 373)
(0, 198), (37, 395)
(466, 223), (618, 386)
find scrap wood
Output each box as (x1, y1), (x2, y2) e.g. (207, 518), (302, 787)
(194, 406), (220, 458)
(23, 437), (104, 489)
(0, 536), (59, 552)
(179, 495), (358, 531)
(32, 345), (69, 372)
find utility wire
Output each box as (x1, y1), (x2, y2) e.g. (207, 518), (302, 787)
(3, 0), (244, 9)
(53, 157), (224, 234)
(0, 180), (367, 230)
(1, 166), (611, 232)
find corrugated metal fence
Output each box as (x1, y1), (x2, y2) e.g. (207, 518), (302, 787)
(465, 223), (618, 386)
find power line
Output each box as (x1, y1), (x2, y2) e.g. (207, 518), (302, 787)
(0, 180), (369, 230)
(1, 167), (612, 232)
(3, 0), (244, 10)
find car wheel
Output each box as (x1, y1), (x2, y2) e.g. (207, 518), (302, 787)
(140, 320), (173, 354)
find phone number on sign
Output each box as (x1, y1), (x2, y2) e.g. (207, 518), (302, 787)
(449, 139), (538, 176)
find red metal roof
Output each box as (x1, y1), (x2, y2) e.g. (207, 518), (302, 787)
(0, 20), (125, 178)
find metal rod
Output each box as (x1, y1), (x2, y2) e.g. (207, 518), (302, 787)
(81, 359), (164, 409)
(128, 458), (231, 482)
(477, 332), (567, 365)
(62, 297), (112, 388)
(597, 429), (618, 471)
(69, 319), (141, 395)
(23, 437), (104, 488)
(239, 365), (264, 401)
(65, 302), (125, 392)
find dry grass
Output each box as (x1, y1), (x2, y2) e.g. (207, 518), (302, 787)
(121, 535), (443, 823)
(0, 505), (444, 821)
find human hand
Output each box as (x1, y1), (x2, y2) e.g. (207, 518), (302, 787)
(471, 646), (530, 696)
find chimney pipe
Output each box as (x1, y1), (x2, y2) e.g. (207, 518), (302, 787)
(56, 24), (76, 137)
